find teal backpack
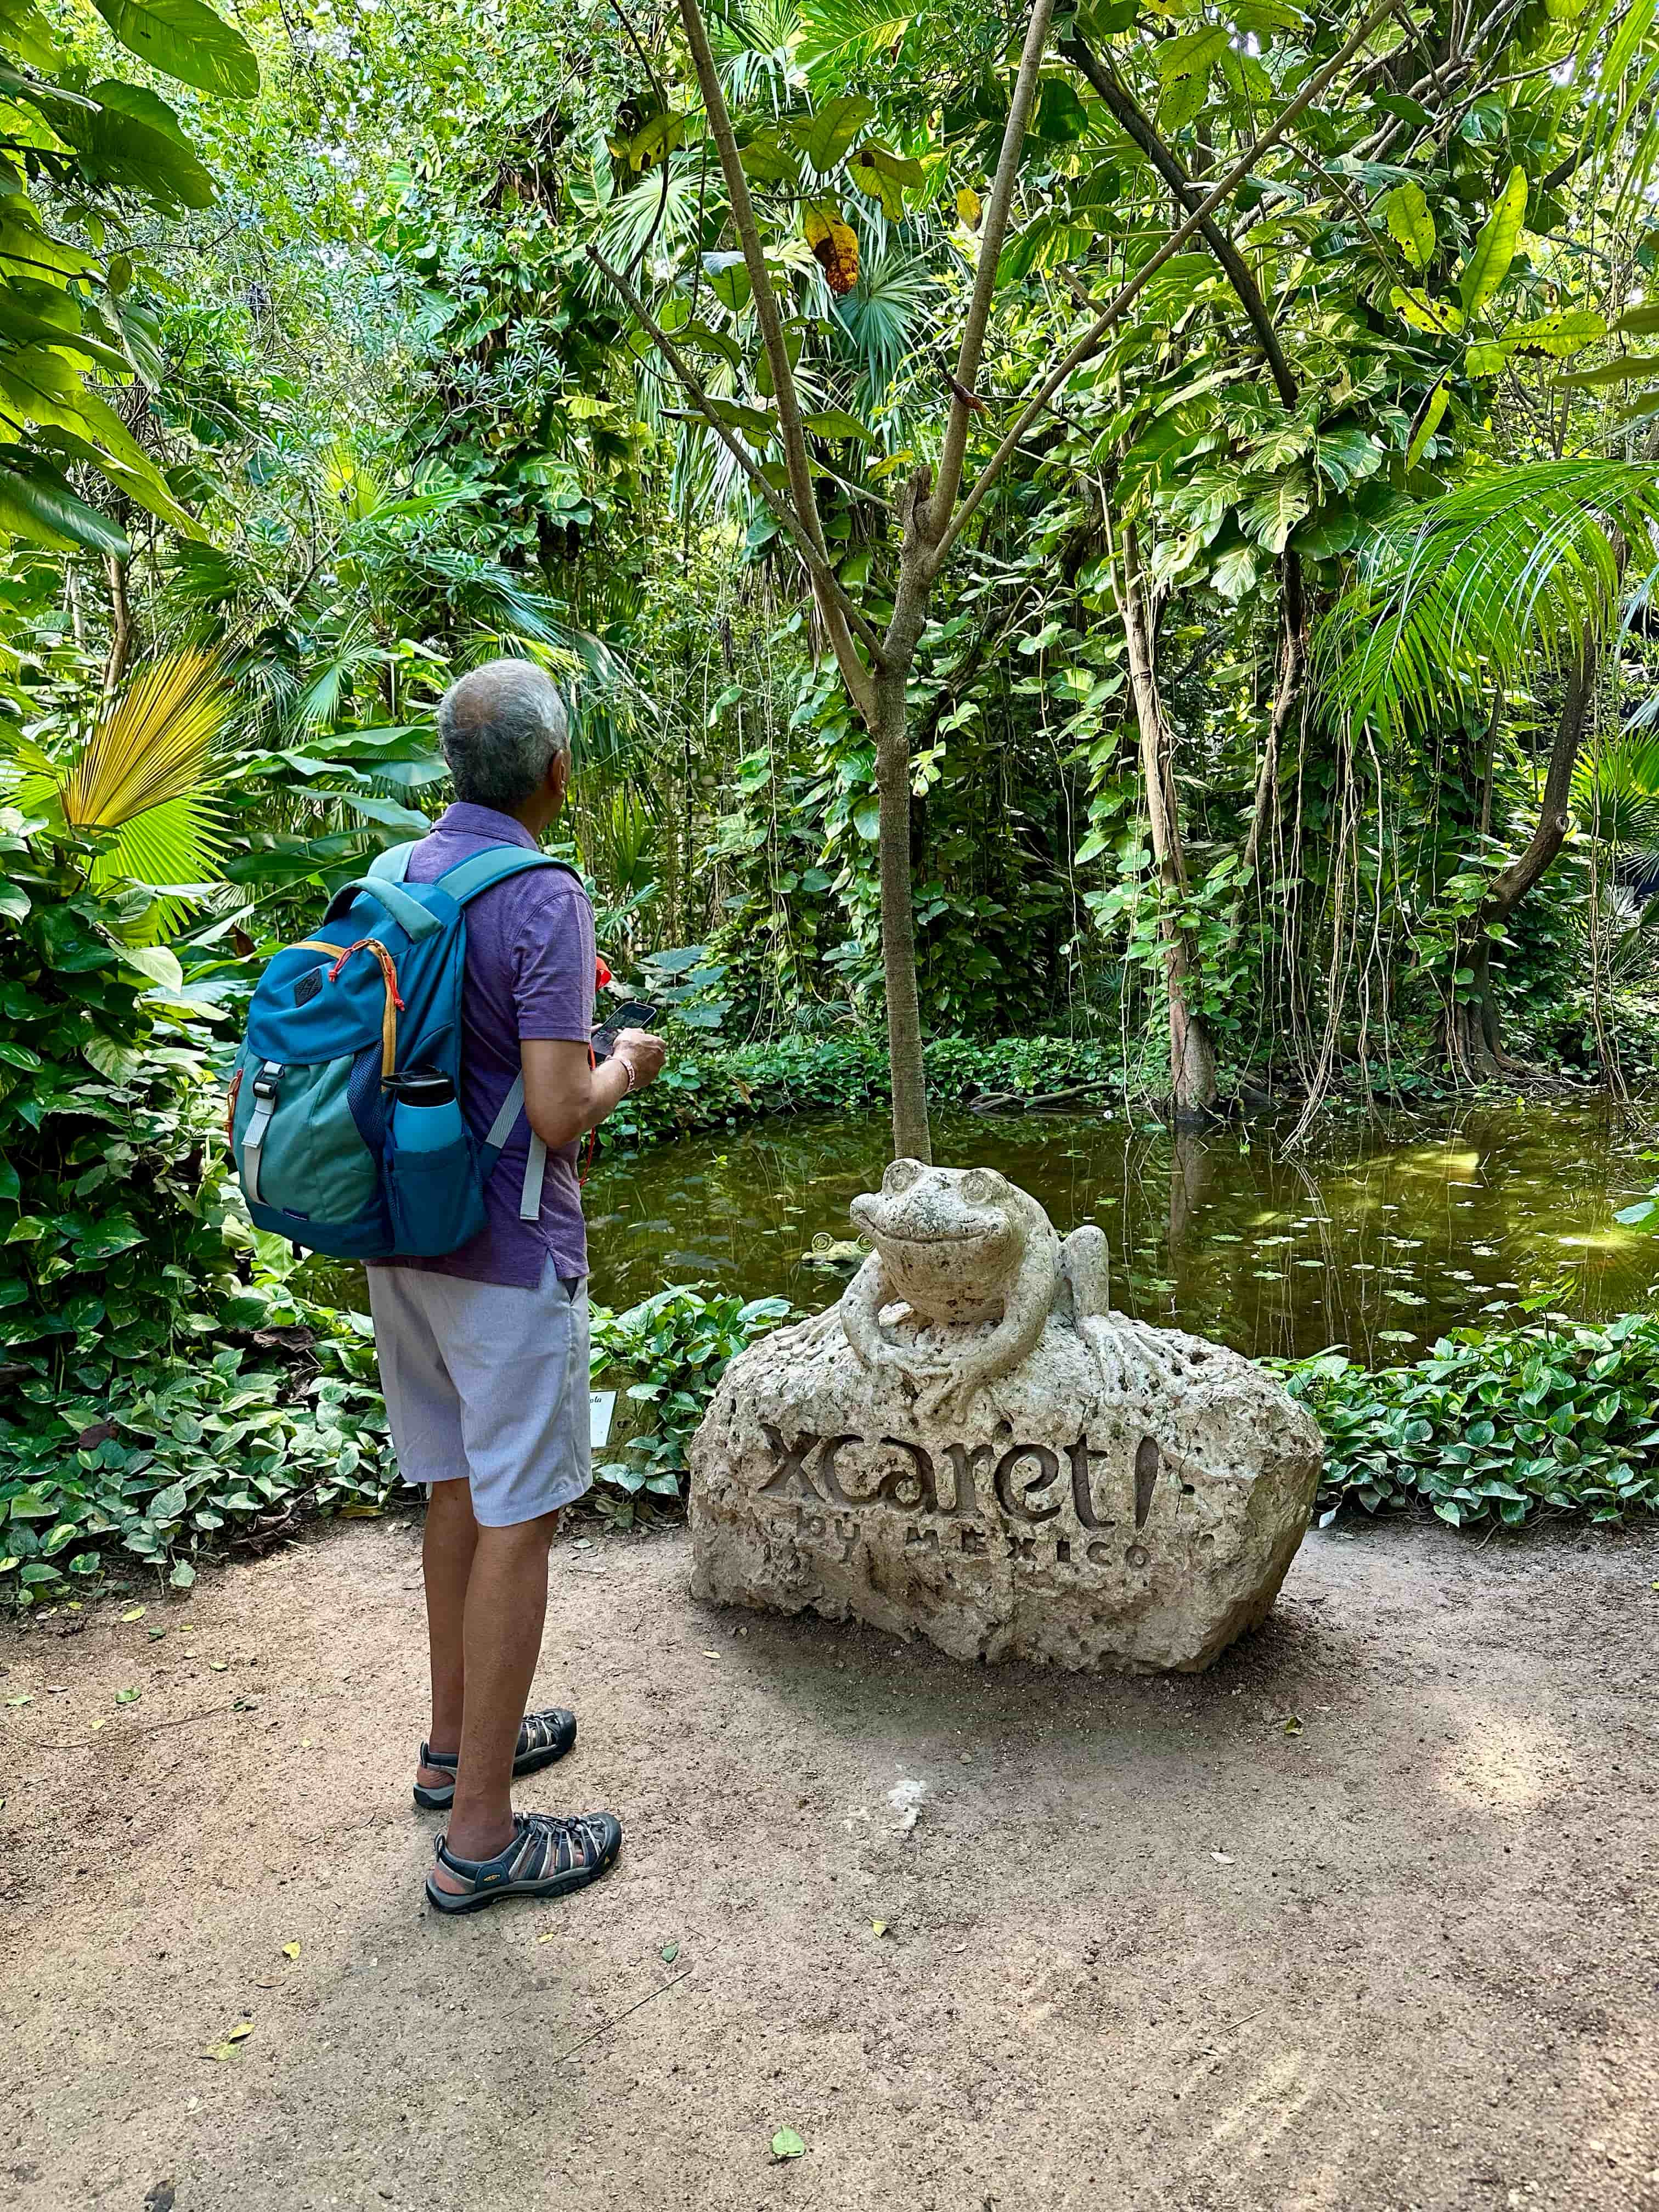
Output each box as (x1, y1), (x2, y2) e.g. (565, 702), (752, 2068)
(227, 839), (574, 1259)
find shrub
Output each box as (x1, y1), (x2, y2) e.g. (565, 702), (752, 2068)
(1281, 1312), (1659, 1528)
(590, 1286), (797, 1513)
(604, 1031), (1126, 1150)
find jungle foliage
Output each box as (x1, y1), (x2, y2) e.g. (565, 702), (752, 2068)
(7, 0), (1659, 1590)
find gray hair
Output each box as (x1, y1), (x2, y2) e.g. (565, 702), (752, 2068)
(437, 658), (570, 812)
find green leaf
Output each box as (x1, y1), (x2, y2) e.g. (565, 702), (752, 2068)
(0, 882), (31, 923)
(770, 2128), (807, 2162)
(1390, 285), (1463, 337)
(701, 253), (751, 313)
(87, 0), (259, 97)
(1556, 355), (1659, 390)
(0, 1041), (43, 1071)
(119, 943), (183, 991)
(797, 94), (874, 172)
(0, 456), (131, 557)
(1405, 377), (1451, 469)
(802, 409), (873, 442)
(851, 797), (881, 840)
(1458, 167), (1527, 319)
(1384, 181), (1435, 270)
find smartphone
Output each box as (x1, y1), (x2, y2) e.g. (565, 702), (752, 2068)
(591, 999), (659, 1060)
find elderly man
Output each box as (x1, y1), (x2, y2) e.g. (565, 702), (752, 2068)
(367, 658), (665, 1916)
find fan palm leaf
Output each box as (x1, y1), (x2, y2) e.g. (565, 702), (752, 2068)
(1572, 730), (1659, 845)
(1314, 461), (1659, 738)
(12, 650), (233, 941)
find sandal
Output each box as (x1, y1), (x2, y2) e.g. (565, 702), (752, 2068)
(425, 1809), (623, 1915)
(413, 1707), (577, 1811)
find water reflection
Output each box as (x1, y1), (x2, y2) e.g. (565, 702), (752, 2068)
(583, 1099), (1659, 1364)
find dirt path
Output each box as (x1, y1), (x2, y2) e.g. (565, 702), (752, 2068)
(2, 1516), (1656, 2211)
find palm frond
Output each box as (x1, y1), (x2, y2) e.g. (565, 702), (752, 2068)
(1314, 461), (1659, 738)
(7, 650), (232, 940)
(61, 651), (231, 829)
(1573, 730), (1659, 844)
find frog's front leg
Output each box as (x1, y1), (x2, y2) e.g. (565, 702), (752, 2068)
(836, 1253), (902, 1370)
(1062, 1224), (1180, 1393)
(919, 1237), (1058, 1425)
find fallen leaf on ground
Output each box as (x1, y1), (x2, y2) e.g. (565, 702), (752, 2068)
(115, 1688), (140, 1706)
(1211, 1850), (1234, 1865)
(1282, 1715), (1304, 1736)
(148, 1627), (166, 1641)
(208, 1661), (228, 1673)
(5, 1694), (31, 1708)
(770, 2128), (806, 2162)
(536, 1932), (556, 1945)
(660, 1940), (679, 1963)
(89, 1717), (108, 1732)
(871, 1920), (888, 1937)
(201, 2042), (240, 2063)
(281, 1942), (301, 1961)
(226, 2021), (253, 2042)
(121, 1606), (145, 1623)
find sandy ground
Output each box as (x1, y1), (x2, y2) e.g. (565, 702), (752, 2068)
(1, 1515), (1656, 2212)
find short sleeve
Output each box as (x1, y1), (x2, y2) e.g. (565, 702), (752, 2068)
(509, 874), (595, 1044)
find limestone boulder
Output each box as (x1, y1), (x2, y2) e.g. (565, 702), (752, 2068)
(687, 1160), (1323, 1673)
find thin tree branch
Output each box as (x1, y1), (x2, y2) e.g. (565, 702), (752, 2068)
(1061, 33), (1299, 411)
(924, 0), (1058, 546)
(935, 0), (1396, 570)
(586, 245), (884, 690)
(671, 0), (877, 717)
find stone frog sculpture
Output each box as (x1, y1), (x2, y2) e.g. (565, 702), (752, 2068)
(689, 1156), (1325, 1673)
(823, 1158), (1180, 1422)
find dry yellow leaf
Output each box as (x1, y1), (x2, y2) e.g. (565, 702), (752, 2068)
(121, 1606), (145, 1623)
(803, 205), (859, 295)
(226, 2021), (253, 2042)
(956, 186), (982, 230)
(281, 1942), (301, 1961)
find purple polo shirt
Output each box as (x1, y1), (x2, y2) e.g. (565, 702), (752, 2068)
(373, 802), (594, 1289)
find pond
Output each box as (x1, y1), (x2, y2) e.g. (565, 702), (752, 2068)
(582, 1097), (1659, 1364)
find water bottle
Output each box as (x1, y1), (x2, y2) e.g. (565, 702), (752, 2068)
(390, 1068), (464, 1155)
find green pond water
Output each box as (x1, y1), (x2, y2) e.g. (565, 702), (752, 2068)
(581, 1098), (1659, 1364)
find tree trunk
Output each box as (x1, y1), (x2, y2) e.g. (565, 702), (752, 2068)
(1447, 650), (1592, 1077)
(103, 554), (135, 703)
(1121, 526), (1218, 1126)
(874, 663), (932, 1164)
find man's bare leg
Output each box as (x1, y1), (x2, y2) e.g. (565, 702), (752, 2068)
(417, 1477), (477, 1797)
(431, 1510), (560, 1887)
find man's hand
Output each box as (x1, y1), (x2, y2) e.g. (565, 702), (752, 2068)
(522, 1031), (666, 1151)
(612, 1028), (666, 1092)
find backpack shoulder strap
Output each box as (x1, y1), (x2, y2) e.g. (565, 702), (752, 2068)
(436, 843), (585, 1225)
(368, 840), (419, 883)
(437, 844), (582, 908)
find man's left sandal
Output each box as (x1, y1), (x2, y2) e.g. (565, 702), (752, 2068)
(413, 1707), (578, 1810)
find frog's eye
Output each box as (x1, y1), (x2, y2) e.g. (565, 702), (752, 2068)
(884, 1158), (922, 1194)
(962, 1170), (1000, 1204)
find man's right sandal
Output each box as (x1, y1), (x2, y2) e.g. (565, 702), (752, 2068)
(425, 1809), (623, 1915)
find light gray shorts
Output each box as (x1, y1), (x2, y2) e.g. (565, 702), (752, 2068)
(366, 1257), (591, 1526)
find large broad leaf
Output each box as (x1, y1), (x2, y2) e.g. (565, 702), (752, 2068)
(795, 94), (874, 173)
(0, 454), (129, 554)
(1457, 166), (1527, 319)
(58, 81), (217, 212)
(88, 0), (258, 97)
(701, 252), (751, 313)
(329, 792), (432, 834)
(1384, 180), (1435, 270)
(1556, 354), (1659, 390)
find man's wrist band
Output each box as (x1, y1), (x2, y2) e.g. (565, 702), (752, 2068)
(617, 1056), (637, 1096)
